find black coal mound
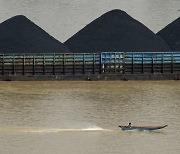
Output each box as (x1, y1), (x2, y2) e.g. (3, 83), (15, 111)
(157, 17), (180, 51)
(0, 15), (70, 53)
(65, 9), (171, 53)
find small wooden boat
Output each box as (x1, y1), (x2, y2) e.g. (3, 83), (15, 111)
(119, 125), (168, 131)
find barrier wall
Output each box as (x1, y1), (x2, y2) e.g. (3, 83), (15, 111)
(0, 52), (179, 80)
(101, 52), (180, 74)
(0, 53), (101, 75)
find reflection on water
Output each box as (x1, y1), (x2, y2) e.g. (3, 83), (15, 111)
(0, 81), (180, 154)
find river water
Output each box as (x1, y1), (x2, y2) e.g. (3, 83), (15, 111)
(0, 81), (180, 154)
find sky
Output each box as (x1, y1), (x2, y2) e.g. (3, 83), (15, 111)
(0, 0), (180, 42)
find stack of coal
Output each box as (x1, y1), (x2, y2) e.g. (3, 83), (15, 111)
(0, 15), (70, 53)
(157, 17), (180, 51)
(65, 9), (171, 53)
(0, 10), (174, 54)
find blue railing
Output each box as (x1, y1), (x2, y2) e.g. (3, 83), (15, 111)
(101, 52), (180, 74)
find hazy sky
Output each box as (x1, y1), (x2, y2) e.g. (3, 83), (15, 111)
(0, 0), (180, 42)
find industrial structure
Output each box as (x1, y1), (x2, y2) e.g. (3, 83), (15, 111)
(0, 52), (180, 80)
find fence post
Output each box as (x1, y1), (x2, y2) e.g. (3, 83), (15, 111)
(73, 53), (75, 75)
(83, 54), (85, 74)
(2, 54), (4, 75)
(33, 54), (35, 75)
(114, 53), (116, 74)
(13, 54), (15, 75)
(43, 54), (46, 75)
(132, 53), (134, 74)
(171, 53), (174, 73)
(63, 54), (65, 75)
(152, 55), (154, 73)
(123, 52), (125, 74)
(142, 53), (144, 74)
(53, 53), (56, 75)
(23, 54), (25, 75)
(161, 53), (164, 74)
(93, 53), (95, 74)
(100, 53), (102, 74)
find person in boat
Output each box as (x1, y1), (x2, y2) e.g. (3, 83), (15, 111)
(127, 123), (131, 128)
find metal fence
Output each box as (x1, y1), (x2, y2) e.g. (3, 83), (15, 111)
(101, 52), (180, 74)
(0, 53), (101, 75)
(0, 52), (179, 76)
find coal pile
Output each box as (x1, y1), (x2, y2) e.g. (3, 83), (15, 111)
(0, 15), (70, 53)
(157, 17), (180, 51)
(65, 9), (171, 53)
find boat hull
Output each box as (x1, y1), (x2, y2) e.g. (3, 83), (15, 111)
(119, 125), (168, 131)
